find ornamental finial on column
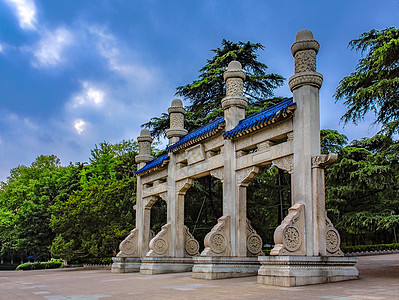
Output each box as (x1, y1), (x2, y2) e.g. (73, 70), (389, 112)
(136, 128), (153, 164)
(165, 99), (188, 145)
(222, 61), (247, 110)
(289, 29), (323, 92)
(222, 61), (248, 130)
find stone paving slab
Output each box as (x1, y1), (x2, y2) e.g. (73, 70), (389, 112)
(0, 254), (398, 300)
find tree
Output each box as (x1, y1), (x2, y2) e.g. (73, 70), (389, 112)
(0, 155), (80, 261)
(144, 40), (284, 138)
(335, 27), (399, 131)
(50, 140), (138, 261)
(325, 132), (399, 245)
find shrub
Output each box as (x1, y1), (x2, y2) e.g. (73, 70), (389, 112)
(341, 243), (399, 253)
(16, 258), (63, 271)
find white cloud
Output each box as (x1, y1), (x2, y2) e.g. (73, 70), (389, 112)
(72, 81), (106, 108)
(74, 119), (86, 135)
(30, 27), (73, 68)
(4, 0), (37, 30)
(0, 44), (3, 53)
(88, 26), (155, 85)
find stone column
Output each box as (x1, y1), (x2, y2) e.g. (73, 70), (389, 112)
(135, 129), (154, 257)
(222, 61), (248, 256)
(165, 98), (189, 257)
(311, 153), (343, 256)
(166, 99), (188, 145)
(289, 29), (323, 256)
(222, 61), (248, 131)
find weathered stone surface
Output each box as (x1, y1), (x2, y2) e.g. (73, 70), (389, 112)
(140, 257), (193, 275)
(258, 256), (358, 286)
(192, 256), (260, 279)
(111, 257), (141, 273)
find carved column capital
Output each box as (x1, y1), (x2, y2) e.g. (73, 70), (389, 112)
(272, 155), (293, 174)
(210, 167), (224, 183)
(236, 166), (260, 187)
(143, 196), (158, 208)
(176, 178), (194, 195)
(311, 153), (338, 169)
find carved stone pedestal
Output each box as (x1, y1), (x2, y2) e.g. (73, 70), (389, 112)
(111, 257), (141, 273)
(192, 256), (260, 279)
(139, 257), (193, 275)
(257, 256), (358, 286)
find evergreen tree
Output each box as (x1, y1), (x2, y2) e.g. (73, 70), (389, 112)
(335, 27), (399, 132)
(144, 40), (284, 138)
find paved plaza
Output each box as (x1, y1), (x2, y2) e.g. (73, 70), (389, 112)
(0, 253), (398, 299)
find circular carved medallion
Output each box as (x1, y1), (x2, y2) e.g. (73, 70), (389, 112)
(283, 226), (301, 252)
(211, 233), (227, 254)
(247, 234), (262, 255)
(326, 229), (340, 253)
(121, 240), (135, 255)
(153, 238), (168, 255)
(185, 239), (199, 256)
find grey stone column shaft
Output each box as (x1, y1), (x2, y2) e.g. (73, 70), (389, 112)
(289, 29), (323, 256)
(135, 129), (154, 257)
(221, 61), (249, 256)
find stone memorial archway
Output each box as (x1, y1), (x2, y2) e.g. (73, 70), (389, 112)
(112, 29), (358, 286)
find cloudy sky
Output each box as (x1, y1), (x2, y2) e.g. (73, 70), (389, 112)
(0, 0), (398, 181)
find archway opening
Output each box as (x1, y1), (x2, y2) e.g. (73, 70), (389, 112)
(184, 175), (223, 251)
(247, 165), (291, 251)
(150, 197), (167, 235)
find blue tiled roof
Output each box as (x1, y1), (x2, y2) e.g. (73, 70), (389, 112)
(134, 153), (169, 175)
(166, 116), (225, 152)
(223, 98), (296, 139)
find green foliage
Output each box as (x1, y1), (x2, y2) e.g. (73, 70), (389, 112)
(144, 39), (284, 138)
(16, 258), (63, 271)
(247, 166), (291, 245)
(0, 140), (138, 263)
(341, 243), (399, 253)
(0, 155), (80, 260)
(335, 27), (399, 132)
(184, 176), (223, 250)
(320, 129), (348, 154)
(325, 131), (399, 245)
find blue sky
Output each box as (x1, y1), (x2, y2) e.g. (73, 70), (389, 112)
(0, 0), (398, 181)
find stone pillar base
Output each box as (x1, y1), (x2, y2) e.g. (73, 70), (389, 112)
(139, 257), (193, 275)
(192, 256), (260, 279)
(257, 256), (358, 286)
(111, 257), (141, 273)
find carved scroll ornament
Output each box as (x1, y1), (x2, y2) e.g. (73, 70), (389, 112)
(183, 225), (200, 257)
(146, 223), (171, 257)
(117, 228), (139, 257)
(246, 219), (263, 256)
(201, 215), (230, 256)
(271, 203), (305, 256)
(325, 215), (344, 256)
